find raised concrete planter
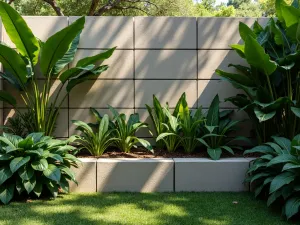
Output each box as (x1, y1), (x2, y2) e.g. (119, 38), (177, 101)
(97, 158), (174, 192)
(174, 158), (255, 192)
(70, 158), (97, 193)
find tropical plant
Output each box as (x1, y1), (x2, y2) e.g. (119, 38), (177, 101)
(72, 114), (117, 156)
(5, 111), (36, 137)
(0, 132), (80, 205)
(198, 95), (248, 160)
(216, 0), (300, 143)
(156, 94), (204, 153)
(244, 134), (300, 220)
(146, 93), (185, 149)
(0, 2), (115, 136)
(107, 105), (153, 153)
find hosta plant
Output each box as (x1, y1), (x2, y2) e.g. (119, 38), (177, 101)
(244, 134), (300, 220)
(72, 114), (117, 156)
(0, 2), (115, 136)
(198, 95), (248, 160)
(0, 132), (80, 205)
(108, 106), (153, 153)
(146, 93), (185, 149)
(216, 0), (300, 143)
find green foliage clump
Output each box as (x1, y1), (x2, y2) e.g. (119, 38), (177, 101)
(0, 132), (80, 205)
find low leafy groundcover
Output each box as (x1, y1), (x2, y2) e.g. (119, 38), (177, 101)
(0, 193), (292, 225)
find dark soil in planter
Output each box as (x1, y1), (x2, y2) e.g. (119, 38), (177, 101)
(76, 147), (258, 159)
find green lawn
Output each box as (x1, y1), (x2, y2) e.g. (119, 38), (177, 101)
(0, 193), (294, 225)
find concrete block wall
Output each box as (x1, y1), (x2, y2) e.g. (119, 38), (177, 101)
(1, 17), (266, 140)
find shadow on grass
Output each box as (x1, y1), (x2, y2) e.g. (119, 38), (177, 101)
(0, 193), (294, 225)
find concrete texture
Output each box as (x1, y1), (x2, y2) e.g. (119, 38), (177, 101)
(97, 158), (174, 192)
(174, 158), (254, 192)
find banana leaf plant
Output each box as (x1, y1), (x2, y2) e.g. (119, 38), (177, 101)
(216, 0), (300, 143)
(198, 95), (250, 160)
(0, 2), (115, 136)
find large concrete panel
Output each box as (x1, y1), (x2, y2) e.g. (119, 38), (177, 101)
(3, 16), (68, 47)
(135, 80), (197, 108)
(198, 17), (257, 49)
(198, 50), (248, 79)
(135, 17), (196, 49)
(69, 80), (134, 108)
(70, 158), (97, 193)
(198, 80), (243, 108)
(174, 158), (254, 192)
(69, 16), (133, 49)
(97, 158), (174, 192)
(72, 50), (134, 79)
(135, 50), (197, 79)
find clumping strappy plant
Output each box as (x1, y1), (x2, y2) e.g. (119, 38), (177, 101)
(0, 2), (115, 136)
(72, 114), (117, 156)
(244, 134), (300, 220)
(0, 132), (80, 205)
(198, 95), (249, 160)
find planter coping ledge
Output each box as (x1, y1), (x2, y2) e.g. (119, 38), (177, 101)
(173, 157), (256, 163)
(97, 158), (174, 162)
(78, 158), (98, 163)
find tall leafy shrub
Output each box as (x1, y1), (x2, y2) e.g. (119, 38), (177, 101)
(0, 2), (115, 136)
(216, 0), (300, 143)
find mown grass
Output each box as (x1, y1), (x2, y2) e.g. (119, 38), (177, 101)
(0, 192), (295, 225)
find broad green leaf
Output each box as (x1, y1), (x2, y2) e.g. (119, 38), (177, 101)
(59, 64), (94, 83)
(272, 136), (291, 152)
(47, 153), (63, 162)
(59, 177), (70, 193)
(270, 19), (284, 45)
(43, 164), (61, 182)
(0, 44), (28, 84)
(282, 163), (300, 171)
(221, 146), (234, 155)
(215, 69), (255, 86)
(0, 166), (13, 185)
(10, 156), (30, 173)
(23, 175), (36, 194)
(53, 33), (81, 75)
(250, 172), (269, 183)
(206, 95), (219, 127)
(76, 47), (116, 67)
(254, 108), (276, 122)
(0, 183), (14, 205)
(27, 132), (44, 143)
(207, 148), (222, 160)
(291, 107), (300, 118)
(72, 120), (93, 134)
(0, 153), (12, 161)
(267, 155), (297, 167)
(275, 0), (288, 22)
(45, 180), (58, 198)
(239, 22), (256, 41)
(135, 138), (153, 152)
(33, 182), (42, 197)
(267, 190), (282, 206)
(0, 91), (16, 106)
(0, 2), (40, 65)
(31, 158), (48, 171)
(291, 134), (300, 155)
(265, 142), (285, 154)
(230, 44), (245, 58)
(281, 5), (300, 27)
(173, 93), (186, 117)
(285, 197), (300, 219)
(61, 167), (76, 182)
(156, 133), (177, 142)
(244, 36), (277, 75)
(253, 20), (263, 34)
(244, 145), (275, 155)
(18, 137), (34, 149)
(40, 17), (85, 76)
(269, 172), (295, 194)
(18, 165), (34, 180)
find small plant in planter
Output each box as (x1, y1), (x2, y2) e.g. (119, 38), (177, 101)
(198, 95), (249, 160)
(244, 134), (300, 220)
(0, 132), (80, 205)
(72, 114), (118, 156)
(0, 2), (115, 136)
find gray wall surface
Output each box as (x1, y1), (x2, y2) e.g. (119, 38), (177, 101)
(1, 17), (267, 141)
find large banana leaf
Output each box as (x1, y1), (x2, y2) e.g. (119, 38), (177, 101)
(40, 17), (85, 76)
(0, 44), (28, 84)
(52, 33), (81, 75)
(0, 2), (40, 65)
(206, 95), (219, 127)
(0, 90), (16, 106)
(239, 22), (256, 41)
(76, 47), (116, 67)
(244, 36), (277, 76)
(281, 5), (300, 27)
